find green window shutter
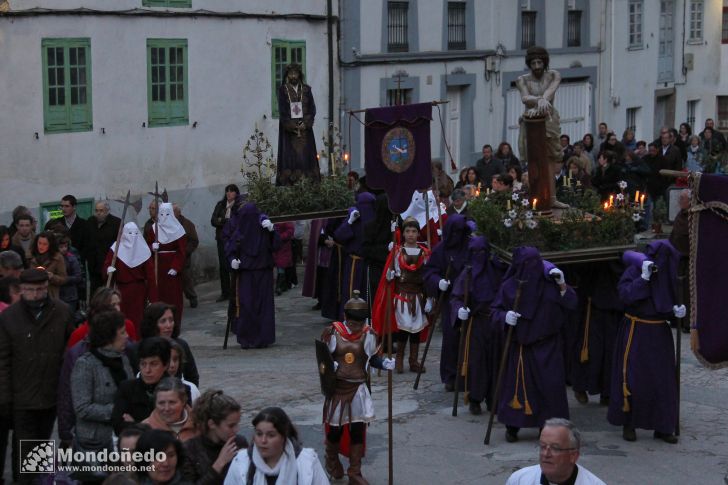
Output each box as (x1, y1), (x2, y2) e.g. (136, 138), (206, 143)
(42, 38), (92, 134)
(147, 39), (188, 127)
(271, 39), (306, 119)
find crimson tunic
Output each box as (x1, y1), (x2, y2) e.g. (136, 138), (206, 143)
(103, 250), (159, 335)
(144, 228), (187, 336)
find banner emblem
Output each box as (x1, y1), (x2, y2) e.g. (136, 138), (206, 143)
(381, 127), (416, 173)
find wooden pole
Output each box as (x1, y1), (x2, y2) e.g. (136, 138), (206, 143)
(414, 258), (452, 390)
(153, 181), (160, 290)
(675, 273), (686, 436)
(384, 215), (397, 485)
(452, 266), (471, 416)
(347, 99), (449, 115)
(485, 278), (526, 445)
(105, 190), (132, 288)
(423, 190), (432, 250)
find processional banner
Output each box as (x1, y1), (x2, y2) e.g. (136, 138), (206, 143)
(364, 103), (433, 214)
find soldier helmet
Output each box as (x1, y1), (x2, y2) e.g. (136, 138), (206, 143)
(344, 290), (369, 321)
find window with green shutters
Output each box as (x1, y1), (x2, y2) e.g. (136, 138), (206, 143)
(271, 40), (306, 118)
(147, 39), (188, 127)
(42, 38), (92, 134)
(142, 0), (192, 7)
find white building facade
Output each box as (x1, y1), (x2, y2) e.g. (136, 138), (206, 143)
(0, 0), (338, 276)
(340, 0), (728, 175)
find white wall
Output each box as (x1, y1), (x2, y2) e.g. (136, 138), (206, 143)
(0, 9), (335, 275)
(10, 0), (329, 15)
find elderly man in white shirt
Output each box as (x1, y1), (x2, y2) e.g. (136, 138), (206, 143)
(506, 418), (606, 485)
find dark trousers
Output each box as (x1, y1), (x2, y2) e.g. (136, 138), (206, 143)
(182, 258), (197, 300)
(0, 415), (17, 484)
(13, 408), (56, 484)
(216, 239), (230, 297)
(326, 422), (365, 445)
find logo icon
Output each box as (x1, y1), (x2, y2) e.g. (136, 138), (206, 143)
(381, 126), (416, 173)
(20, 440), (55, 473)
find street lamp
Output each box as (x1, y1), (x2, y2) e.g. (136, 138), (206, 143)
(485, 43), (506, 86)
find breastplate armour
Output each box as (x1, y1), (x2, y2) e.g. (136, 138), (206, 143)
(334, 332), (367, 382)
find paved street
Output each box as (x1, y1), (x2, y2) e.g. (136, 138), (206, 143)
(181, 278), (728, 485)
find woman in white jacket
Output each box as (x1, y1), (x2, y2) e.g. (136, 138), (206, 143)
(224, 407), (329, 485)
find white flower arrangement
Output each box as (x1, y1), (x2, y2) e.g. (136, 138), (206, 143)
(526, 219), (538, 229)
(503, 218), (513, 228)
(508, 209), (518, 219)
(618, 180), (628, 190)
(632, 213), (641, 222)
(521, 199), (530, 207)
(616, 193), (625, 202)
(511, 192), (520, 201)
(525, 210), (534, 220)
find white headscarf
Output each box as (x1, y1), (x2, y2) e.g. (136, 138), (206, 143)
(154, 202), (185, 244)
(111, 222), (151, 268)
(250, 439), (299, 485)
(400, 189), (440, 229)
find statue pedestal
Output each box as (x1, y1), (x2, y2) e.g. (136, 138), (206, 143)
(524, 116), (554, 211)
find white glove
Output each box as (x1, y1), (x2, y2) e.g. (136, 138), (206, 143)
(438, 279), (450, 291)
(458, 307), (470, 321)
(673, 304), (686, 319)
(424, 299), (433, 313)
(152, 242), (160, 251)
(167, 269), (177, 276)
(231, 259), (241, 270)
(505, 311), (521, 326)
(388, 241), (394, 251)
(437, 229), (442, 237)
(549, 268), (565, 285)
(261, 219), (274, 232)
(641, 260), (654, 281)
(348, 210), (360, 225)
(333, 361), (339, 372)
(390, 220), (397, 232)
(106, 266), (116, 274)
(386, 269), (396, 281)
(381, 358), (396, 371)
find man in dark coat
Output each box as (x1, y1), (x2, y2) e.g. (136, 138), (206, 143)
(276, 63), (320, 186)
(210, 184), (241, 302)
(475, 145), (504, 189)
(490, 247), (577, 443)
(0, 269), (74, 483)
(319, 218), (345, 321)
(224, 203), (281, 349)
(86, 200), (121, 295)
(45, 194), (88, 264)
(608, 241), (683, 443)
(423, 214), (472, 390)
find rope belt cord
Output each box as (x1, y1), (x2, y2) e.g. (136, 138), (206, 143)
(621, 313), (667, 412)
(580, 297), (592, 364)
(509, 345), (533, 416)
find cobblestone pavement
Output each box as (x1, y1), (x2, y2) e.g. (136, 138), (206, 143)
(6, 278), (725, 484)
(182, 279), (728, 485)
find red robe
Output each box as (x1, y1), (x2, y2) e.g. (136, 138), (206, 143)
(416, 215), (447, 248)
(144, 228), (187, 336)
(103, 250), (158, 336)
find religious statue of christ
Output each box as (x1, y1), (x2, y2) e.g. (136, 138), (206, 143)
(517, 46), (568, 209)
(276, 63), (321, 186)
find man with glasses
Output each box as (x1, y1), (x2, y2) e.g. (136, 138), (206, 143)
(506, 418), (605, 485)
(0, 268), (74, 483)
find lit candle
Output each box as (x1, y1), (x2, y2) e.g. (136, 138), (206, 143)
(532, 198), (537, 211)
(576, 180), (582, 187)
(603, 202), (609, 210)
(562, 176), (567, 187)
(634, 190), (640, 203)
(477, 182), (482, 193)
(507, 200), (511, 210)
(344, 152), (350, 164)
(487, 188), (491, 195)
(640, 194), (645, 210)
(609, 195), (614, 207)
